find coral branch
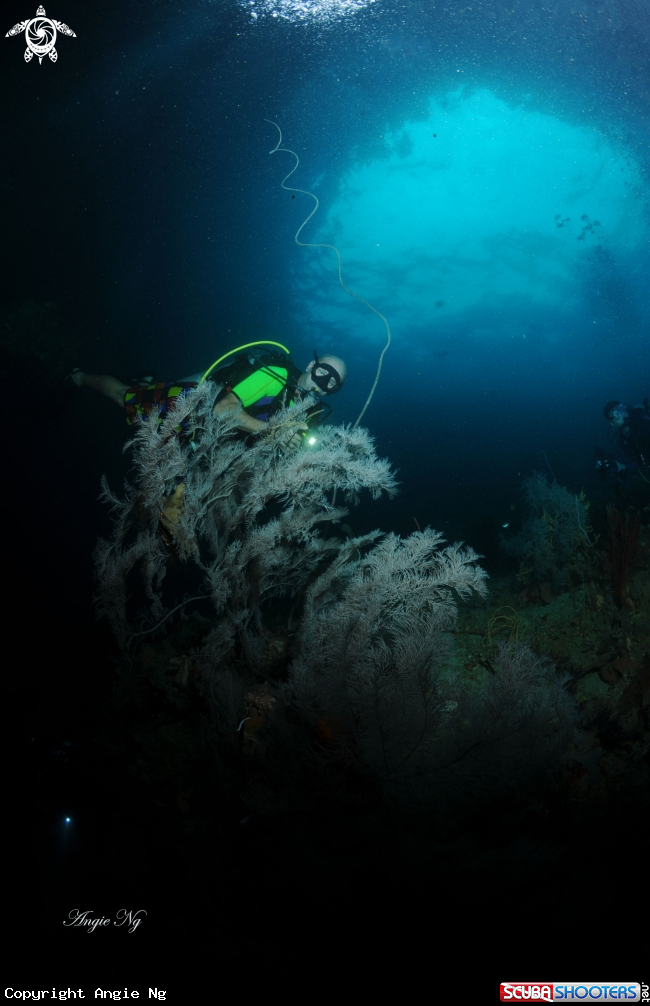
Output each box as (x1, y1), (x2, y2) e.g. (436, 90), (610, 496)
(605, 506), (649, 607)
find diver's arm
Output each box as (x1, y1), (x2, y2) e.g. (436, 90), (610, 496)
(213, 391), (306, 449)
(213, 392), (267, 433)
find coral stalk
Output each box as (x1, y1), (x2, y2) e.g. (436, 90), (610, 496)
(605, 506), (648, 606)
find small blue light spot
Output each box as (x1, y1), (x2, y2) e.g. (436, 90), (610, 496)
(64, 817), (71, 824)
(502, 522), (509, 528)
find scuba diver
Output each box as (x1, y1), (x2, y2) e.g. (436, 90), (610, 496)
(71, 343), (347, 452)
(595, 398), (650, 481)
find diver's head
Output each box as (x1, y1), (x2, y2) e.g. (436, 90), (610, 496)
(604, 400), (629, 428)
(301, 352), (347, 396)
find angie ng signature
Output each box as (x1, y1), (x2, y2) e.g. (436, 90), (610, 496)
(64, 909), (147, 933)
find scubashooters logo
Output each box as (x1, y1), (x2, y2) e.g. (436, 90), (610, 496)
(5, 5), (76, 64)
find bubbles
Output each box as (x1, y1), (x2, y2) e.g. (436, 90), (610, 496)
(243, 0), (375, 25)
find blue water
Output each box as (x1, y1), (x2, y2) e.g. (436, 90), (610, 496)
(2, 0), (648, 578)
(9, 0), (647, 552)
(3, 0), (649, 961)
(2, 1), (647, 543)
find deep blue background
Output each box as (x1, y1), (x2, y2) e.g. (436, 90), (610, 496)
(3, 0), (648, 560)
(2, 0), (648, 974)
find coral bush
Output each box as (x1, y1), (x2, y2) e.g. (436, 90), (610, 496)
(287, 529), (488, 801)
(96, 387), (582, 812)
(502, 473), (595, 587)
(95, 381), (398, 654)
(288, 597), (579, 806)
(439, 640), (580, 803)
(605, 505), (650, 607)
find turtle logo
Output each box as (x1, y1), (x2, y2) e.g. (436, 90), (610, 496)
(5, 5), (76, 64)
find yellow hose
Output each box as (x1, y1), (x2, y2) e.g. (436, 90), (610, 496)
(199, 340), (290, 384)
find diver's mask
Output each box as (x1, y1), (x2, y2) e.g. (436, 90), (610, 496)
(309, 350), (342, 396)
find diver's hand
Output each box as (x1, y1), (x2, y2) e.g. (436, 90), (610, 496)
(595, 455), (618, 476)
(285, 424), (308, 452)
(268, 422), (308, 453)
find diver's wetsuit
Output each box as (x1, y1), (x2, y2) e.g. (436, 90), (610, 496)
(214, 352), (304, 421)
(124, 381), (198, 427)
(122, 352), (314, 432)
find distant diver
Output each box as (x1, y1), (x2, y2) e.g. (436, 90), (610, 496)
(70, 342), (347, 453)
(595, 398), (650, 482)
